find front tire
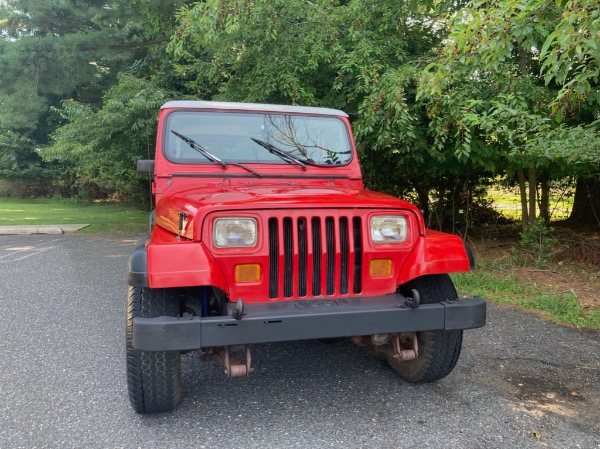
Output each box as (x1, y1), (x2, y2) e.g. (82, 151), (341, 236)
(387, 274), (463, 383)
(126, 286), (182, 413)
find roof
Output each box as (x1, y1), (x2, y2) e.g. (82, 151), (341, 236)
(161, 100), (348, 118)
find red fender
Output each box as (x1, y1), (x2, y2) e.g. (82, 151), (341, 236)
(397, 230), (470, 285)
(147, 228), (228, 292)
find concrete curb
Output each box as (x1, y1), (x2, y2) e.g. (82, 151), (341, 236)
(0, 224), (90, 235)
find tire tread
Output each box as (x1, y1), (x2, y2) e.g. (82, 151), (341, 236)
(387, 274), (463, 383)
(126, 286), (182, 413)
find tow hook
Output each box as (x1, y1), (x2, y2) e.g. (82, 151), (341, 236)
(403, 289), (421, 309)
(232, 298), (244, 320)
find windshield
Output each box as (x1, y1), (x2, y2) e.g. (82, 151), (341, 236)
(163, 110), (353, 166)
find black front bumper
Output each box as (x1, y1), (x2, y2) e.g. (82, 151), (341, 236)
(132, 294), (486, 352)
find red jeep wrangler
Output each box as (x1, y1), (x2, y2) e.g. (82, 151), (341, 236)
(127, 100), (486, 414)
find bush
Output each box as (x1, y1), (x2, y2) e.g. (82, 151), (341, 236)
(519, 219), (562, 266)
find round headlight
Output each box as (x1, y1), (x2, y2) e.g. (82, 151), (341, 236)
(214, 218), (257, 248)
(370, 216), (407, 244)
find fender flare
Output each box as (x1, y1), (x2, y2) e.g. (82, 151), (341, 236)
(128, 237), (150, 287)
(397, 230), (471, 285)
(127, 237), (229, 294)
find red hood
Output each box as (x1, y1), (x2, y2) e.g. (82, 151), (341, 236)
(154, 185), (423, 240)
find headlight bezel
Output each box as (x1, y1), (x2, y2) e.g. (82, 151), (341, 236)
(369, 215), (408, 245)
(213, 217), (258, 249)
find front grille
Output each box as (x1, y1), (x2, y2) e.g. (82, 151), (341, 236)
(268, 215), (363, 299)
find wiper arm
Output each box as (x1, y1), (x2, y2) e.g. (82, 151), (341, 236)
(171, 130), (226, 169)
(250, 138), (306, 171)
(229, 163), (262, 177)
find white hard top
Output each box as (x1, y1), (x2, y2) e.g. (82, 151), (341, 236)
(161, 100), (348, 118)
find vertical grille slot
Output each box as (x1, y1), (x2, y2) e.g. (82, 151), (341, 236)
(311, 217), (322, 296)
(283, 217), (293, 298)
(267, 213), (363, 299)
(339, 217), (349, 294)
(298, 218), (307, 297)
(325, 217), (335, 295)
(268, 218), (279, 298)
(353, 217), (362, 294)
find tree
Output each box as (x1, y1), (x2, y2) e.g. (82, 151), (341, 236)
(418, 0), (599, 229)
(0, 0), (186, 186)
(40, 75), (175, 203)
(168, 0), (488, 229)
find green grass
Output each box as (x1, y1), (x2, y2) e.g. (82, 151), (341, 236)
(452, 266), (600, 331)
(0, 197), (148, 233)
(486, 186), (574, 221)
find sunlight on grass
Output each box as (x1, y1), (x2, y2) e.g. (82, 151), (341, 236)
(487, 186), (574, 221)
(0, 198), (148, 233)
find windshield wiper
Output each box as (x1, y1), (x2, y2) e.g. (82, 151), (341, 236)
(171, 130), (226, 169)
(229, 163), (262, 177)
(250, 138), (307, 171)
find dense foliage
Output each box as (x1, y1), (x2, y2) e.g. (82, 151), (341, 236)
(0, 0), (185, 194)
(1, 0), (598, 226)
(419, 0), (599, 228)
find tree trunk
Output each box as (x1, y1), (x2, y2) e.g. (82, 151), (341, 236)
(517, 168), (529, 231)
(539, 179), (550, 226)
(569, 177), (600, 226)
(416, 185), (430, 226)
(518, 45), (529, 77)
(463, 183), (471, 239)
(528, 167), (537, 226)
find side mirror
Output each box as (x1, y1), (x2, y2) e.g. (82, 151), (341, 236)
(137, 160), (155, 174)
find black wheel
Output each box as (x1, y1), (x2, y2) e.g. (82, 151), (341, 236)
(387, 274), (463, 383)
(126, 286), (182, 413)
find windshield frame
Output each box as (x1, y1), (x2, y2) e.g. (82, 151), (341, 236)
(162, 109), (354, 168)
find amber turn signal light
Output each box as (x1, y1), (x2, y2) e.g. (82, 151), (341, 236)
(369, 259), (393, 277)
(235, 264), (261, 283)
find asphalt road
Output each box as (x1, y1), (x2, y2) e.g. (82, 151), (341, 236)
(0, 234), (598, 449)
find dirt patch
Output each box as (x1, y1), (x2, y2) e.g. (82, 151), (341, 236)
(507, 370), (600, 436)
(469, 238), (600, 311)
(513, 267), (600, 310)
